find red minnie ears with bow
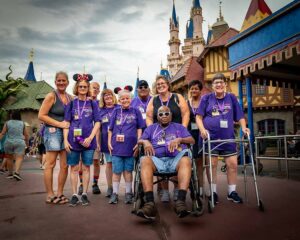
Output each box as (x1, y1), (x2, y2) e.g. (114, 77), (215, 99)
(114, 85), (133, 94)
(73, 74), (93, 82)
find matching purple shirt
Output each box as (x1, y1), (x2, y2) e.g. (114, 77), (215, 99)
(64, 99), (100, 151)
(99, 105), (119, 153)
(130, 96), (152, 126)
(109, 107), (145, 157)
(196, 93), (244, 151)
(141, 122), (191, 158)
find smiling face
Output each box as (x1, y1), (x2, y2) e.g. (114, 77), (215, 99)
(55, 73), (69, 92)
(90, 82), (100, 99)
(119, 92), (131, 109)
(103, 92), (113, 106)
(157, 105), (172, 125)
(189, 84), (201, 98)
(156, 78), (169, 94)
(138, 84), (150, 99)
(77, 81), (89, 97)
(212, 78), (227, 95)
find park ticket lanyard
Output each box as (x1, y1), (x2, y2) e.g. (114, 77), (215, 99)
(190, 99), (200, 130)
(159, 93), (171, 107)
(153, 124), (170, 145)
(73, 98), (87, 140)
(215, 93), (228, 129)
(116, 108), (129, 142)
(138, 96), (151, 119)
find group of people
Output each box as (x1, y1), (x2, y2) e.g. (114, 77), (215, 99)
(0, 70), (250, 220)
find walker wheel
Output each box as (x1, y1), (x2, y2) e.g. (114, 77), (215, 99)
(258, 199), (264, 212)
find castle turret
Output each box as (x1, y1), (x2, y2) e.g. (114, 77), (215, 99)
(24, 48), (36, 82)
(191, 0), (205, 57)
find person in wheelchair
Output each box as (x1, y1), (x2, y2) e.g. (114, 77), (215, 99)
(137, 106), (195, 220)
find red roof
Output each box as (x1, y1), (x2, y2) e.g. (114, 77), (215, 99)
(245, 0), (272, 20)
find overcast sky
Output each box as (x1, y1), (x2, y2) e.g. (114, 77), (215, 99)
(0, 0), (292, 93)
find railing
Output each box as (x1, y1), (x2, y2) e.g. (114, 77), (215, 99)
(255, 134), (300, 179)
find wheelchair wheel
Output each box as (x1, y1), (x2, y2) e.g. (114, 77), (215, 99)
(192, 195), (204, 217)
(208, 200), (213, 213)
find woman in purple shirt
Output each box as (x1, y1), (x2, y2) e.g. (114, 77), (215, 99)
(196, 73), (250, 204)
(99, 88), (119, 198)
(108, 86), (144, 204)
(64, 74), (100, 207)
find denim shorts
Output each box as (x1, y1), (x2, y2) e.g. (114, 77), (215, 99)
(44, 126), (64, 151)
(104, 152), (112, 163)
(67, 150), (94, 166)
(112, 156), (134, 174)
(144, 149), (192, 173)
(4, 140), (26, 155)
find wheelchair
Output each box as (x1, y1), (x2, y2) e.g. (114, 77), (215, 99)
(131, 146), (204, 218)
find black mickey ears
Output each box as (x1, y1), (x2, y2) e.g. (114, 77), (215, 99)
(124, 85), (133, 92)
(114, 85), (133, 94)
(114, 87), (122, 94)
(73, 74), (93, 82)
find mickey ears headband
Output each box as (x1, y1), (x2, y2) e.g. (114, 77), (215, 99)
(114, 85), (133, 94)
(73, 74), (93, 82)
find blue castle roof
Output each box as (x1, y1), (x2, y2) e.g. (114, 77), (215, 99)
(207, 28), (212, 43)
(186, 18), (194, 38)
(24, 61), (36, 81)
(103, 82), (107, 90)
(194, 0), (201, 8)
(172, 1), (178, 28)
(160, 69), (171, 80)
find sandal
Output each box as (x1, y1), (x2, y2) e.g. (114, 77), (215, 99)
(58, 195), (69, 204)
(45, 196), (58, 204)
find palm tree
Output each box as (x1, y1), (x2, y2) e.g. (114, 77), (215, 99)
(0, 65), (29, 126)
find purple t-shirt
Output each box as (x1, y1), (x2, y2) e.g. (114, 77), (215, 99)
(130, 96), (152, 125)
(99, 105), (119, 153)
(196, 93), (244, 151)
(141, 122), (191, 158)
(65, 99), (100, 151)
(109, 107), (145, 157)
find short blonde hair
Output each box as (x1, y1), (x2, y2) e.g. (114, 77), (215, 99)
(152, 75), (172, 95)
(73, 80), (90, 96)
(99, 89), (118, 108)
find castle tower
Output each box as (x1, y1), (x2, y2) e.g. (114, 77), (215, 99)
(211, 1), (229, 42)
(24, 48), (36, 81)
(182, 18), (194, 62)
(167, 0), (182, 77)
(191, 0), (205, 57)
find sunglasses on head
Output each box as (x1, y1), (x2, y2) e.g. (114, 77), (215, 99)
(138, 85), (148, 89)
(158, 112), (170, 117)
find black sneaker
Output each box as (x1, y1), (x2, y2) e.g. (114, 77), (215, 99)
(69, 195), (80, 207)
(78, 184), (83, 195)
(174, 200), (190, 218)
(227, 191), (243, 204)
(124, 192), (133, 204)
(208, 192), (219, 205)
(0, 169), (5, 174)
(81, 194), (90, 206)
(137, 202), (157, 220)
(109, 193), (118, 204)
(13, 172), (23, 181)
(92, 184), (101, 194)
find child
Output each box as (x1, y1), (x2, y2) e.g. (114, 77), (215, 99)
(108, 86), (144, 204)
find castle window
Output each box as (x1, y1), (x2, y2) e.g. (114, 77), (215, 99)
(257, 119), (285, 136)
(255, 84), (266, 95)
(282, 88), (290, 102)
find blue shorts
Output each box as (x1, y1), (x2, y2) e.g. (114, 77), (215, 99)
(112, 156), (134, 174)
(4, 140), (26, 155)
(67, 150), (94, 166)
(144, 149), (192, 173)
(44, 126), (64, 151)
(104, 152), (112, 163)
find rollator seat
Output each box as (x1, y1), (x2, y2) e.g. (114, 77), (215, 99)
(153, 171), (177, 177)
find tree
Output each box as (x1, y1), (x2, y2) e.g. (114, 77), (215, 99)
(0, 66), (29, 126)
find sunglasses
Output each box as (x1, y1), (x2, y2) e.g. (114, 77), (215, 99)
(138, 85), (148, 89)
(158, 112), (170, 117)
(78, 85), (88, 89)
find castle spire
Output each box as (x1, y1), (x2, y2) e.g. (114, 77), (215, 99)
(24, 48), (36, 82)
(194, 0), (201, 8)
(134, 67), (140, 97)
(219, 1), (224, 21)
(172, 0), (178, 28)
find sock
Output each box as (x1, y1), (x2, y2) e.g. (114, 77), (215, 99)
(199, 187), (203, 196)
(82, 192), (87, 196)
(212, 184), (217, 193)
(93, 175), (99, 185)
(112, 182), (120, 194)
(79, 171), (83, 184)
(228, 185), (236, 195)
(125, 182), (132, 193)
(178, 190), (187, 202)
(145, 191), (154, 202)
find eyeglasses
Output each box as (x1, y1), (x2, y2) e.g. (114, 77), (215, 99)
(104, 94), (112, 98)
(138, 85), (148, 90)
(212, 81), (225, 85)
(78, 85), (88, 89)
(157, 82), (166, 87)
(158, 112), (171, 117)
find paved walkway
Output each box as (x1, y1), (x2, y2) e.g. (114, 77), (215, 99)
(0, 157), (299, 240)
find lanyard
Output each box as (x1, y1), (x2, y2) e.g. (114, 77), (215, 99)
(190, 99), (200, 116)
(138, 96), (151, 111)
(77, 98), (87, 120)
(56, 91), (70, 106)
(153, 124), (169, 140)
(159, 93), (171, 107)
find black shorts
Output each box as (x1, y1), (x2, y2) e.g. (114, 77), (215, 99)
(38, 144), (46, 155)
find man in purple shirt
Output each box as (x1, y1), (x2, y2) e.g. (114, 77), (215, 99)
(130, 80), (152, 128)
(137, 106), (195, 220)
(196, 73), (250, 205)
